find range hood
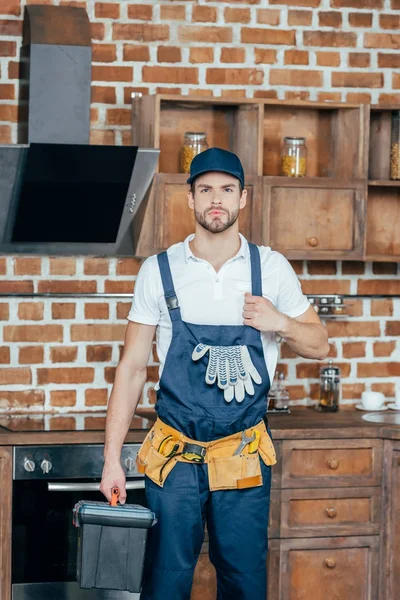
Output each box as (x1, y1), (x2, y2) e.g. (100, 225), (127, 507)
(0, 4), (159, 256)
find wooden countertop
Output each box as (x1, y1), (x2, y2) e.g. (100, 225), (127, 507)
(1, 407), (400, 445)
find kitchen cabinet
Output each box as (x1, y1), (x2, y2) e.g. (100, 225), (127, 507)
(0, 447), (12, 600)
(131, 94), (369, 261)
(380, 440), (400, 600)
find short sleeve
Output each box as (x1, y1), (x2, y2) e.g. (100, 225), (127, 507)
(127, 256), (161, 326)
(275, 254), (310, 318)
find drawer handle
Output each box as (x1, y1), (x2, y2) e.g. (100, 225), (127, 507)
(325, 558), (336, 569)
(327, 458), (339, 470)
(325, 507), (337, 519)
(307, 236), (319, 247)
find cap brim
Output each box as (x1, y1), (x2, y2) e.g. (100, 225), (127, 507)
(186, 168), (244, 187)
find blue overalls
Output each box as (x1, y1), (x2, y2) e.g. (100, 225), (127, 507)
(141, 243), (272, 600)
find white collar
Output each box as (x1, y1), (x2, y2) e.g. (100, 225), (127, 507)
(183, 233), (248, 264)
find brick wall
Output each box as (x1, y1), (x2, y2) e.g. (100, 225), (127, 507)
(0, 0), (399, 412)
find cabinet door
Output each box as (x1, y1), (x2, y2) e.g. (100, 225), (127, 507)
(280, 536), (379, 600)
(0, 447), (12, 600)
(263, 178), (365, 260)
(380, 440), (400, 600)
(153, 174), (263, 250)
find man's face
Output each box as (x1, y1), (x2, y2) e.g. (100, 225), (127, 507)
(188, 172), (247, 234)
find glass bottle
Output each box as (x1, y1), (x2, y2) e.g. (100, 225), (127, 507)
(318, 360), (341, 412)
(281, 137), (307, 177)
(390, 110), (400, 180)
(181, 132), (208, 174)
(275, 372), (290, 410)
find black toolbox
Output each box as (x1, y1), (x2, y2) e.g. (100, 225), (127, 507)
(73, 488), (156, 593)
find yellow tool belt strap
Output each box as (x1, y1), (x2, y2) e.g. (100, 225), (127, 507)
(136, 417), (277, 491)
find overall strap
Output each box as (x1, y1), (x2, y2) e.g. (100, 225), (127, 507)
(157, 251), (182, 323)
(248, 243), (263, 297)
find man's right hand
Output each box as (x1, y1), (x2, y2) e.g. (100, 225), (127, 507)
(100, 461), (127, 504)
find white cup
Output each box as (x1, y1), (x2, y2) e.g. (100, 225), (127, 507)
(361, 391), (385, 410)
(394, 388), (400, 408)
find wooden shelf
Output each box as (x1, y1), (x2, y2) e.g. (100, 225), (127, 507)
(368, 180), (400, 187)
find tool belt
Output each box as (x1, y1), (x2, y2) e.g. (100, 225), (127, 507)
(136, 417), (277, 492)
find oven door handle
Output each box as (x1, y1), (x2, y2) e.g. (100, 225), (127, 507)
(47, 480), (145, 492)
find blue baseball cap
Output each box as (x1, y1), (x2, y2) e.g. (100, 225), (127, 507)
(186, 147), (245, 189)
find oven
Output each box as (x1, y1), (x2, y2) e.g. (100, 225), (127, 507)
(12, 444), (145, 600)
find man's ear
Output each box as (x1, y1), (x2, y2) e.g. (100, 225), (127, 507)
(239, 188), (247, 210)
(188, 189), (194, 209)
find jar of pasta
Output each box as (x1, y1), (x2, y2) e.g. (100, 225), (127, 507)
(181, 132), (208, 174)
(281, 137), (307, 177)
(390, 110), (400, 180)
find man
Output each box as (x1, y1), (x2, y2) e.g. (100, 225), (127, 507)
(100, 147), (329, 599)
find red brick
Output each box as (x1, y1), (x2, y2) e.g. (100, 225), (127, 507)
(192, 5), (217, 22)
(189, 88), (214, 97)
(280, 342), (298, 358)
(254, 48), (277, 64)
(143, 66), (197, 84)
(342, 261), (365, 275)
(347, 92), (374, 103)
(318, 11), (342, 27)
(325, 321), (380, 338)
(95, 2), (119, 19)
(50, 390), (76, 407)
(392, 0), (400, 7)
(91, 85), (116, 104)
(300, 280), (350, 294)
(18, 302), (44, 321)
(332, 72), (383, 88)
(123, 87), (149, 103)
(256, 9), (280, 25)
(378, 53), (400, 68)
(348, 12), (373, 27)
(0, 347), (10, 364)
(358, 280), (400, 295)
(241, 28), (295, 45)
(85, 303), (109, 319)
(4, 325), (63, 342)
(270, 69), (322, 86)
(253, 90), (279, 99)
(286, 385), (307, 400)
(341, 383), (365, 400)
(0, 19), (22, 36)
(106, 108), (131, 125)
(372, 262), (397, 275)
(0, 367), (31, 385)
(90, 130), (116, 145)
(371, 299), (393, 316)
(386, 322), (400, 336)
(83, 258), (109, 275)
(179, 26), (232, 43)
(160, 5), (185, 20)
(156, 87), (182, 95)
(348, 53), (371, 68)
(220, 48), (245, 63)
(71, 324), (126, 341)
(104, 366), (116, 384)
(123, 44), (150, 62)
(14, 257), (41, 275)
(342, 342), (366, 358)
(284, 50), (309, 65)
(307, 261), (336, 275)
(288, 10), (312, 25)
(374, 341), (396, 357)
(86, 345), (113, 362)
(116, 258), (142, 275)
(269, 0), (320, 5)
(51, 303), (76, 320)
(91, 22), (105, 40)
(331, 0), (382, 5)
(0, 258), (7, 275)
(38, 281), (97, 294)
(207, 68), (263, 85)
(285, 91), (310, 101)
(92, 43), (117, 63)
(157, 46), (181, 63)
(357, 363), (400, 378)
(345, 300), (363, 317)
(0, 0), (21, 16)
(113, 23), (168, 42)
(0, 125), (12, 143)
(0, 41), (16, 56)
(365, 34), (400, 49)
(221, 89), (247, 98)
(190, 47), (214, 63)
(19, 346), (43, 364)
(371, 382), (395, 397)
(85, 389), (109, 406)
(116, 302), (131, 320)
(289, 261), (304, 274)
(379, 93), (400, 103)
(315, 91), (339, 101)
(37, 368), (94, 384)
(49, 257), (76, 275)
(90, 107), (99, 125)
(50, 346), (78, 363)
(0, 281), (33, 293)
(380, 14), (400, 29)
(296, 362), (350, 379)
(127, 4), (152, 20)
(303, 31), (357, 47)
(0, 390), (44, 410)
(225, 7), (251, 23)
(104, 280), (134, 294)
(92, 65), (133, 82)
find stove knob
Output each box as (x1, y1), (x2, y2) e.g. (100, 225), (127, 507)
(124, 457), (135, 472)
(23, 458), (35, 472)
(41, 459), (53, 474)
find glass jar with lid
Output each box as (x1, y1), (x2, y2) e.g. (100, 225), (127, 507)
(181, 132), (208, 174)
(281, 137), (307, 177)
(390, 110), (400, 180)
(317, 359), (341, 413)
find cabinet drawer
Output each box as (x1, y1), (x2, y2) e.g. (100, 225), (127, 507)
(280, 536), (379, 600)
(282, 439), (382, 488)
(281, 487), (381, 538)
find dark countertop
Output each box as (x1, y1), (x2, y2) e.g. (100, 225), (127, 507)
(1, 407), (400, 445)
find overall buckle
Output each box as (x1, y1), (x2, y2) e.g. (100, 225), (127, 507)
(165, 294), (179, 311)
(181, 443), (206, 463)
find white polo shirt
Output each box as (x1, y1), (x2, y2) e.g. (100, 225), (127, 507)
(128, 234), (310, 387)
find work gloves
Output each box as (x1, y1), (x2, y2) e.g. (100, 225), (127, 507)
(192, 343), (262, 403)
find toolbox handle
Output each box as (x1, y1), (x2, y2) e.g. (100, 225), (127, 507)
(48, 480), (145, 492)
(110, 486), (120, 506)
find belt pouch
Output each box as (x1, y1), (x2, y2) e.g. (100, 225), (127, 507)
(73, 499), (156, 592)
(208, 451), (262, 491)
